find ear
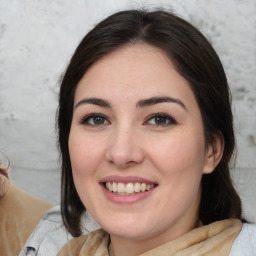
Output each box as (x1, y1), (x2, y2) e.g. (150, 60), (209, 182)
(203, 133), (224, 174)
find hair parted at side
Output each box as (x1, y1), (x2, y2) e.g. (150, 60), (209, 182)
(57, 8), (242, 237)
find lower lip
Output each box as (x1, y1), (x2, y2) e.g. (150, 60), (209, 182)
(100, 183), (156, 204)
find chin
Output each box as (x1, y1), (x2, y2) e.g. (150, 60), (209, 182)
(102, 220), (154, 240)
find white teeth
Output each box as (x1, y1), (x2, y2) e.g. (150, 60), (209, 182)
(105, 182), (155, 194)
(134, 183), (140, 192)
(117, 183), (126, 193)
(125, 183), (134, 193)
(112, 182), (117, 192)
(141, 183), (146, 192)
(106, 182), (111, 191)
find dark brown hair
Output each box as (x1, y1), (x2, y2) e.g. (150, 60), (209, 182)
(57, 9), (242, 237)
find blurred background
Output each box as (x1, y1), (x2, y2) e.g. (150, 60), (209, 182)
(0, 0), (255, 222)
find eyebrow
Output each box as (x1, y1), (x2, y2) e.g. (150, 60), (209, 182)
(74, 98), (112, 109)
(136, 96), (187, 110)
(74, 96), (186, 110)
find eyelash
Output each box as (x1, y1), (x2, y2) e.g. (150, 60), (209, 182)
(144, 113), (177, 127)
(80, 113), (110, 126)
(80, 112), (177, 127)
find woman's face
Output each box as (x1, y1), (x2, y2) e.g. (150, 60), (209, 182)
(69, 44), (217, 244)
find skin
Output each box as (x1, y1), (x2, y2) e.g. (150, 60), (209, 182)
(0, 153), (10, 198)
(0, 171), (10, 198)
(68, 44), (223, 256)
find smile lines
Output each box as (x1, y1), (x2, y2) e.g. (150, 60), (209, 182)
(104, 182), (156, 195)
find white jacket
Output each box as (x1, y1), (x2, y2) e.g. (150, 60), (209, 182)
(229, 222), (256, 255)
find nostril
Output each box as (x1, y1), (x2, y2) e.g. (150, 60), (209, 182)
(105, 144), (145, 168)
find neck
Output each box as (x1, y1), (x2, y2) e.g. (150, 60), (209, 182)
(109, 219), (242, 256)
(109, 217), (199, 256)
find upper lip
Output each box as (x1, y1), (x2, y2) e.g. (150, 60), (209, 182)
(100, 175), (157, 184)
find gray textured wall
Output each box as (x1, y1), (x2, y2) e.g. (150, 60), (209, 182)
(0, 0), (255, 222)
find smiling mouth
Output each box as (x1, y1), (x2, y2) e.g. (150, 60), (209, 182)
(104, 182), (157, 195)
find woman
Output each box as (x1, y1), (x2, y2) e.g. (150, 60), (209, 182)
(55, 9), (255, 255)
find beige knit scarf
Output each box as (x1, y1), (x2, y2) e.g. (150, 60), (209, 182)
(58, 218), (242, 256)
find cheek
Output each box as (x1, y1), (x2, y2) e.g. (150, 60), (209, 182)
(150, 133), (205, 211)
(148, 131), (206, 178)
(68, 129), (101, 177)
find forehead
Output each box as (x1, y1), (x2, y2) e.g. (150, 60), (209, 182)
(74, 44), (196, 107)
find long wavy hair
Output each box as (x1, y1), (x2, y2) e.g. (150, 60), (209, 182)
(57, 9), (242, 237)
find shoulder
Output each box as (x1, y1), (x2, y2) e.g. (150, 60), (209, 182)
(229, 222), (256, 256)
(20, 206), (101, 256)
(20, 205), (72, 255)
(57, 229), (109, 256)
(1, 182), (54, 212)
(0, 183), (54, 256)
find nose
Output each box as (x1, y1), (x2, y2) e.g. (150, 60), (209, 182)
(105, 126), (145, 168)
